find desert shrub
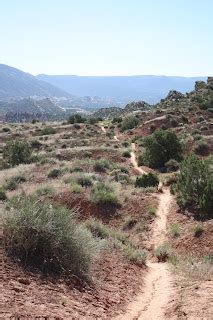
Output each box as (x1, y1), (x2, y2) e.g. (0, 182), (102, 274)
(147, 206), (157, 216)
(122, 150), (131, 158)
(155, 243), (171, 262)
(169, 223), (181, 237)
(112, 117), (122, 123)
(135, 173), (159, 188)
(31, 119), (39, 124)
(85, 219), (110, 239)
(3, 196), (98, 277)
(0, 188), (7, 201)
(192, 224), (204, 237)
(73, 123), (81, 129)
(2, 127), (10, 132)
(4, 175), (25, 191)
(3, 140), (32, 167)
(122, 245), (146, 265)
(74, 173), (94, 187)
(67, 114), (86, 124)
(193, 133), (202, 141)
(120, 116), (139, 132)
(138, 130), (182, 168)
(194, 140), (209, 155)
(41, 127), (56, 135)
(31, 140), (43, 149)
(170, 118), (178, 127)
(47, 168), (62, 179)
(176, 155), (213, 215)
(94, 159), (112, 172)
(90, 182), (119, 206)
(36, 185), (55, 196)
(70, 183), (82, 193)
(118, 166), (129, 174)
(122, 141), (129, 148)
(165, 159), (180, 172)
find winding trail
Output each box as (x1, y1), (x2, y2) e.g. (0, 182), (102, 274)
(115, 149), (174, 319)
(130, 143), (147, 175)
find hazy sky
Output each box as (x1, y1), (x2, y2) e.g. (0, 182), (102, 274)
(0, 0), (212, 76)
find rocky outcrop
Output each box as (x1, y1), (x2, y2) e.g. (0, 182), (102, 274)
(165, 90), (184, 101)
(195, 81), (207, 92)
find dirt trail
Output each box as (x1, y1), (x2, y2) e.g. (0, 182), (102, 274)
(115, 188), (174, 320)
(130, 143), (147, 175)
(101, 126), (106, 133)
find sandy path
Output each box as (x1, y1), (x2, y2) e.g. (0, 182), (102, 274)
(115, 189), (174, 320)
(101, 126), (106, 133)
(130, 143), (147, 175)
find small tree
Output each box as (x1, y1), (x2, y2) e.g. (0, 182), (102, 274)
(3, 140), (32, 167)
(135, 173), (159, 188)
(139, 130), (182, 168)
(121, 116), (139, 132)
(176, 155), (213, 215)
(67, 114), (86, 124)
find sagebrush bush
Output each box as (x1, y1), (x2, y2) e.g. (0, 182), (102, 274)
(41, 127), (56, 135)
(169, 223), (181, 238)
(3, 140), (32, 167)
(155, 243), (171, 262)
(165, 159), (180, 172)
(194, 140), (209, 155)
(47, 168), (62, 179)
(0, 188), (7, 201)
(135, 173), (159, 188)
(3, 196), (99, 277)
(5, 175), (26, 191)
(94, 159), (112, 172)
(122, 150), (131, 158)
(36, 185), (55, 196)
(90, 182), (119, 206)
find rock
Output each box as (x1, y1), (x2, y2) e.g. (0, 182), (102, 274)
(165, 90), (184, 101)
(195, 81), (207, 91)
(18, 277), (31, 285)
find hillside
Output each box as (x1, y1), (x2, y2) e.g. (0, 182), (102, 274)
(0, 77), (212, 319)
(0, 64), (70, 99)
(37, 74), (207, 104)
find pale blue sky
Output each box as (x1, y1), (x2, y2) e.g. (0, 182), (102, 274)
(0, 0), (212, 76)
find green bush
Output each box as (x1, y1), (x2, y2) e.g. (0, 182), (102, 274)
(47, 168), (62, 179)
(155, 243), (171, 262)
(194, 140), (209, 155)
(2, 127), (11, 132)
(121, 116), (139, 132)
(165, 159), (180, 172)
(31, 140), (43, 149)
(41, 127), (56, 135)
(67, 114), (86, 124)
(0, 188), (7, 201)
(3, 140), (32, 167)
(90, 182), (119, 206)
(169, 223), (181, 238)
(176, 155), (213, 215)
(192, 224), (204, 237)
(138, 130), (182, 168)
(36, 185), (55, 196)
(135, 173), (159, 188)
(3, 196), (98, 277)
(74, 173), (94, 187)
(122, 150), (131, 158)
(94, 159), (112, 172)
